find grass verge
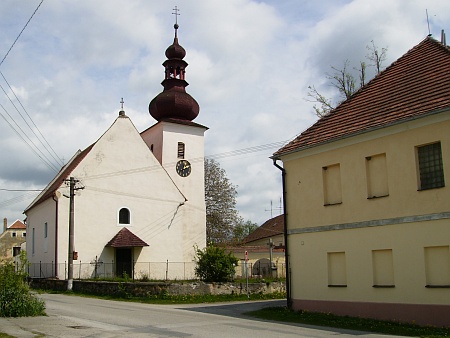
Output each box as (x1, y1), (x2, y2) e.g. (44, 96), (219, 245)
(44, 289), (286, 305)
(245, 306), (450, 337)
(0, 333), (15, 338)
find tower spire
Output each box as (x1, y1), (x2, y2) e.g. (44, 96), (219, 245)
(149, 10), (200, 122)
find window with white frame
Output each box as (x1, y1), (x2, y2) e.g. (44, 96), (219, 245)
(119, 208), (131, 225)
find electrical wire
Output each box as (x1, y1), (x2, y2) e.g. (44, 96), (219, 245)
(0, 102), (59, 172)
(0, 85), (60, 172)
(0, 189), (43, 192)
(80, 140), (289, 182)
(0, 138), (291, 209)
(0, 71), (64, 167)
(0, 0), (44, 68)
(0, 0), (62, 172)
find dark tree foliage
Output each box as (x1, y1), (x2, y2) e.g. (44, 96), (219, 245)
(232, 219), (258, 244)
(194, 245), (239, 282)
(204, 158), (240, 244)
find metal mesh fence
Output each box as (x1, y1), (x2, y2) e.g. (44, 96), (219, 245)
(27, 260), (286, 281)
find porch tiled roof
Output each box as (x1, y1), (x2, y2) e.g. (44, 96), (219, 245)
(274, 37), (450, 157)
(106, 227), (149, 248)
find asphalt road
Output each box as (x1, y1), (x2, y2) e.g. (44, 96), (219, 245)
(0, 294), (405, 337)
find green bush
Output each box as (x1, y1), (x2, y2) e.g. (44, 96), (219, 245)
(0, 252), (45, 317)
(194, 245), (239, 282)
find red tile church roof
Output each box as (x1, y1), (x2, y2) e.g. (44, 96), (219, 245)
(106, 228), (149, 248)
(274, 37), (450, 157)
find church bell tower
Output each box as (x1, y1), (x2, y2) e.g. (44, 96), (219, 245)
(141, 10), (207, 253)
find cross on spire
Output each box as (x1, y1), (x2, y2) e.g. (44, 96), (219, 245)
(120, 97), (124, 110)
(172, 6), (180, 25)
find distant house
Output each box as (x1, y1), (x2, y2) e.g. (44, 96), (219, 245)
(230, 215), (286, 278)
(273, 36), (450, 327)
(242, 214), (284, 247)
(0, 218), (26, 260)
(24, 24), (207, 281)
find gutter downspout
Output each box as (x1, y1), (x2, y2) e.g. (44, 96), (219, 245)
(52, 193), (59, 278)
(273, 158), (291, 309)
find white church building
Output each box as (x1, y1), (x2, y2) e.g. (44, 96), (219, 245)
(25, 23), (207, 280)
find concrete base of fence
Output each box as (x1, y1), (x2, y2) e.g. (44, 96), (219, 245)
(30, 278), (285, 297)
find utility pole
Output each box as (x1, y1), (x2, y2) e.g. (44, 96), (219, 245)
(64, 177), (84, 291)
(269, 238), (273, 278)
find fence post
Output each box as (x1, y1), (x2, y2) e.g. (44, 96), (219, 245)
(39, 261), (42, 278)
(165, 259), (169, 281)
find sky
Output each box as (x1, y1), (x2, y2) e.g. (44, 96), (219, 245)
(0, 0), (449, 231)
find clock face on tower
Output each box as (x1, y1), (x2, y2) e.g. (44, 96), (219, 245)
(176, 160), (191, 177)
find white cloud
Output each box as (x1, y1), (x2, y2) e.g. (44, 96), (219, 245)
(0, 0), (449, 227)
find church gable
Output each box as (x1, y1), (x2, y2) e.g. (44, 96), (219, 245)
(72, 113), (186, 203)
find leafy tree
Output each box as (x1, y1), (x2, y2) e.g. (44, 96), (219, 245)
(194, 245), (239, 282)
(0, 252), (46, 317)
(232, 219), (258, 244)
(307, 40), (388, 117)
(204, 158), (240, 244)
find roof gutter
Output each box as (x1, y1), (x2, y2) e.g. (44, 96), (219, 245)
(274, 106), (450, 158)
(272, 158), (291, 309)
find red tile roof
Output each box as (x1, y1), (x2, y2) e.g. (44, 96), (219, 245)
(106, 227), (149, 248)
(242, 214), (284, 244)
(274, 37), (450, 157)
(24, 145), (94, 213)
(9, 220), (26, 229)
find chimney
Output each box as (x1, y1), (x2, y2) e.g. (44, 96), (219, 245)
(3, 218), (7, 232)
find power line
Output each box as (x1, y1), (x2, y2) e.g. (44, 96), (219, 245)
(0, 0), (63, 172)
(0, 188), (43, 192)
(0, 0), (44, 67)
(0, 71), (63, 167)
(0, 138), (291, 209)
(0, 103), (59, 172)
(0, 84), (61, 171)
(80, 140), (290, 182)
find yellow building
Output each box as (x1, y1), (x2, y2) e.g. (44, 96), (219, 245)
(0, 218), (26, 260)
(273, 37), (450, 327)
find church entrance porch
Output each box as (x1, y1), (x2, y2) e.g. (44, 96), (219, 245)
(115, 248), (132, 278)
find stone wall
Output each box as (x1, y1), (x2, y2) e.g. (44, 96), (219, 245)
(30, 279), (285, 297)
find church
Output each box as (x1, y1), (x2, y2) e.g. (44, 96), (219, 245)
(24, 22), (207, 281)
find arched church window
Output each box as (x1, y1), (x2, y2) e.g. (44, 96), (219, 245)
(178, 142), (185, 159)
(119, 208), (130, 225)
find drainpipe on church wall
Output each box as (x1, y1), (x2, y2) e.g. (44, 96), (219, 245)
(273, 158), (292, 309)
(52, 192), (60, 278)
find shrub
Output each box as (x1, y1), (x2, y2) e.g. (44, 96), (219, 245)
(194, 245), (239, 282)
(0, 252), (45, 317)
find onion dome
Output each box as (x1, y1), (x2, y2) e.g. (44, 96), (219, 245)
(149, 23), (199, 122)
